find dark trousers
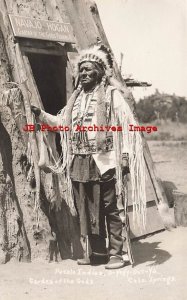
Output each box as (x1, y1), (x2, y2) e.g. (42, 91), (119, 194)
(72, 177), (123, 257)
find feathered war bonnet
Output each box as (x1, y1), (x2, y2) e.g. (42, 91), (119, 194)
(73, 44), (114, 83)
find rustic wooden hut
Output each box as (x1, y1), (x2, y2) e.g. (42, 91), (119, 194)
(0, 0), (169, 264)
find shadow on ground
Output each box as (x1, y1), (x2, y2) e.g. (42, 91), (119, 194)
(132, 240), (172, 267)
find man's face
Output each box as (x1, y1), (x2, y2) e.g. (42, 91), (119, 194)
(79, 62), (98, 91)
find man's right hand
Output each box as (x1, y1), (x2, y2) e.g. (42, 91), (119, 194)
(31, 105), (41, 117)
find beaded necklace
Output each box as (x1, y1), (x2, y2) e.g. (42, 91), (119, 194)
(74, 86), (99, 149)
(76, 94), (92, 126)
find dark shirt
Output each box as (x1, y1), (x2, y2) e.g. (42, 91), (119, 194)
(70, 154), (115, 182)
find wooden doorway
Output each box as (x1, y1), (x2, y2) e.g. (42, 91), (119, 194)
(27, 53), (67, 115)
(20, 40), (74, 154)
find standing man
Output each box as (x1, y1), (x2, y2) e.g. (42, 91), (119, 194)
(31, 44), (146, 269)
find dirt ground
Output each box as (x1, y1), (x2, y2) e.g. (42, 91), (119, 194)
(0, 227), (187, 300)
(0, 141), (186, 300)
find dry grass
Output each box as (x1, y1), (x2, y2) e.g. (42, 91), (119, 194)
(143, 120), (187, 141)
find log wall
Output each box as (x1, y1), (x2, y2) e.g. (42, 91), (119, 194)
(0, 0), (82, 263)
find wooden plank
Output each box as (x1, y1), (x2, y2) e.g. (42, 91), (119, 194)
(21, 46), (64, 56)
(73, 0), (99, 44)
(127, 169), (165, 237)
(127, 165), (159, 206)
(44, 0), (63, 22)
(66, 59), (74, 100)
(19, 39), (63, 50)
(143, 136), (168, 205)
(0, 3), (37, 261)
(21, 53), (43, 109)
(9, 14), (76, 43)
(58, 0), (89, 48)
(129, 205), (164, 239)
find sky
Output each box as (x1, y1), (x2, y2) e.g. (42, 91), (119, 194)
(95, 0), (187, 101)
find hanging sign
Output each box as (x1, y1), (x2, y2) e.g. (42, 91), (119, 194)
(9, 14), (75, 43)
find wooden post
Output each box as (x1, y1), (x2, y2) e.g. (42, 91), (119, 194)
(0, 166), (8, 263)
(0, 0), (47, 261)
(143, 137), (168, 205)
(173, 191), (187, 226)
(60, 0), (90, 49)
(0, 10), (33, 261)
(119, 53), (124, 73)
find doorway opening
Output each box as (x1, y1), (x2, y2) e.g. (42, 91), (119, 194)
(27, 53), (67, 154)
(27, 53), (67, 113)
